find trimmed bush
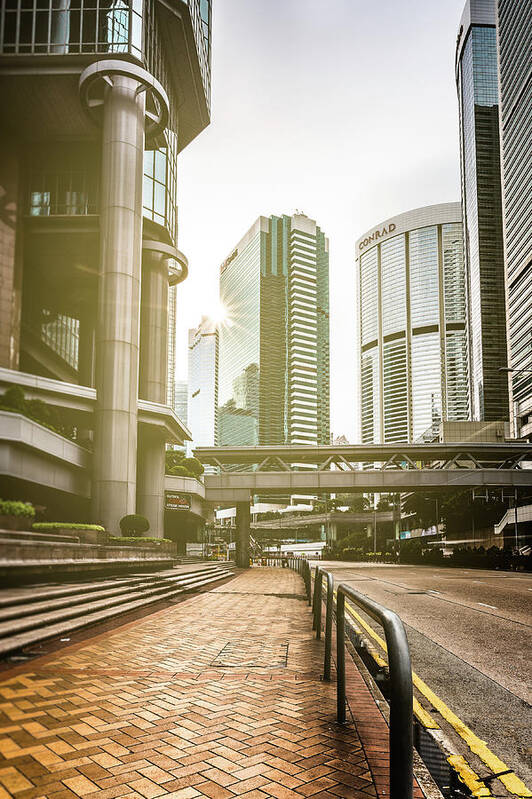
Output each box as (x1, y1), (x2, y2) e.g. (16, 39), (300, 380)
(119, 514), (150, 536)
(33, 522), (105, 532)
(0, 500), (35, 518)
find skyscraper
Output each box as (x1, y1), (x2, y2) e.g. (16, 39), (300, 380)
(456, 0), (509, 422)
(356, 204), (470, 444)
(174, 379), (188, 426)
(496, 0), (532, 440)
(0, 0), (212, 534)
(218, 213), (329, 448)
(188, 317), (219, 451)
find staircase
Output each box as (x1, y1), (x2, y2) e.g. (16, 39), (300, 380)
(0, 562), (234, 659)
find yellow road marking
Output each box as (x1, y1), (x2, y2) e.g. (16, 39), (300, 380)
(343, 599), (532, 798)
(413, 697), (440, 730)
(447, 755), (492, 797)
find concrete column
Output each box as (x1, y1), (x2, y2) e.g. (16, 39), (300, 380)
(0, 135), (22, 370)
(235, 501), (251, 568)
(139, 248), (168, 403)
(137, 427), (166, 538)
(92, 74), (145, 533)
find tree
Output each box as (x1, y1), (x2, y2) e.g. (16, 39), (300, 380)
(181, 457), (204, 477)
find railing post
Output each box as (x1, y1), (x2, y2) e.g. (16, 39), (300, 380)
(336, 589), (346, 723)
(314, 567), (322, 638)
(324, 572), (333, 681)
(385, 617), (413, 799)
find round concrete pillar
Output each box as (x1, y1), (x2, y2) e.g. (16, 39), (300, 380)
(139, 248), (168, 404)
(137, 427), (166, 538)
(235, 501), (251, 568)
(79, 61), (169, 535)
(92, 73), (145, 532)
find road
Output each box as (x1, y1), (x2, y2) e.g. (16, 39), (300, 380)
(313, 561), (532, 793)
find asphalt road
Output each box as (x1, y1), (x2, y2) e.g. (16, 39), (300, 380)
(313, 561), (532, 791)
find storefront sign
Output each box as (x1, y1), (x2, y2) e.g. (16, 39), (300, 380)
(165, 492), (191, 511)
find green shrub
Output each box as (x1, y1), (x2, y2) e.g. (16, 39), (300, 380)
(1, 385), (26, 411)
(0, 499), (35, 518)
(181, 457), (204, 477)
(168, 464), (194, 477)
(33, 522), (105, 531)
(0, 385), (81, 445)
(119, 514), (150, 536)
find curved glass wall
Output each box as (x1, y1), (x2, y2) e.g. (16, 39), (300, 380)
(357, 210), (469, 444)
(142, 127), (177, 241)
(1, 0), (143, 57)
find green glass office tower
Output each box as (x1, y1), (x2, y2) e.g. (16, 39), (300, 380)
(218, 213), (330, 448)
(456, 0), (509, 422)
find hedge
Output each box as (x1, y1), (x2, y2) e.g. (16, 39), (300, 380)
(33, 522), (105, 532)
(0, 500), (35, 518)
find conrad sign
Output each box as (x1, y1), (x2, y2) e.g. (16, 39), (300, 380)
(358, 222), (396, 252)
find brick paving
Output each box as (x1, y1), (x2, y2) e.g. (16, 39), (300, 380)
(0, 568), (420, 799)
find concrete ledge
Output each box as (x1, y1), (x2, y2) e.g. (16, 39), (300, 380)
(0, 411), (91, 497)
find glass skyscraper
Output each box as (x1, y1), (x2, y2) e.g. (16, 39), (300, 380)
(456, 0), (509, 422)
(357, 204), (470, 444)
(218, 213), (330, 448)
(497, 0), (532, 440)
(188, 317), (219, 451)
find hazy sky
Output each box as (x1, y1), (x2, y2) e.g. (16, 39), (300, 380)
(176, 0), (466, 441)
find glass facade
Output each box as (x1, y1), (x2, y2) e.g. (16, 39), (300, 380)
(188, 318), (219, 451)
(1, 0), (143, 57)
(457, 17), (508, 421)
(40, 310), (80, 371)
(219, 214), (329, 450)
(142, 125), (178, 240)
(357, 206), (469, 444)
(497, 0), (532, 436)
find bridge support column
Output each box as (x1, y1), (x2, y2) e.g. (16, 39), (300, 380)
(235, 501), (251, 568)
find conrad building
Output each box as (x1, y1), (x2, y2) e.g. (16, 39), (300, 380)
(456, 0), (508, 422)
(218, 213), (330, 449)
(0, 0), (211, 534)
(496, 0), (532, 440)
(356, 204), (470, 444)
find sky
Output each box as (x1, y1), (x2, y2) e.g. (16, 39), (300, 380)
(176, 0), (466, 442)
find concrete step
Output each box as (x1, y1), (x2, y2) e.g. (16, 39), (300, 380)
(0, 563), (232, 608)
(0, 530), (80, 544)
(0, 567), (231, 624)
(0, 568), (232, 639)
(0, 568), (235, 658)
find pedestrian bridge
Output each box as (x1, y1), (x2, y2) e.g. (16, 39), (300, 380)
(196, 442), (532, 503)
(194, 443), (532, 566)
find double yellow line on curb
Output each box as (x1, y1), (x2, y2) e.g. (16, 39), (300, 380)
(342, 598), (532, 799)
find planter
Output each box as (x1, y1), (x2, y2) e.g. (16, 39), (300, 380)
(53, 527), (109, 545)
(0, 514), (32, 531)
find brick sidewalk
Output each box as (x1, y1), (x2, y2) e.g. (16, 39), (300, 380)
(0, 568), (413, 799)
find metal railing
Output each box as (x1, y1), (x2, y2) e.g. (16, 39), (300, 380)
(296, 559), (413, 799)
